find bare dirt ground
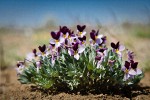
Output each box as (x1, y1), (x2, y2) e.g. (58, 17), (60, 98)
(0, 67), (150, 100)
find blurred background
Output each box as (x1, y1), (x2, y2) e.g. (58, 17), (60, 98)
(0, 0), (150, 71)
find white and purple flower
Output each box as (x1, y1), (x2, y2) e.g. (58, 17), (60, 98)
(26, 49), (39, 61)
(122, 60), (142, 81)
(98, 36), (107, 48)
(95, 48), (107, 68)
(108, 60), (116, 71)
(59, 26), (69, 39)
(16, 61), (25, 74)
(68, 43), (85, 60)
(127, 49), (134, 61)
(111, 42), (125, 56)
(129, 60), (142, 75)
(38, 44), (49, 56)
(77, 25), (86, 38)
(78, 36), (86, 45)
(50, 31), (64, 48)
(89, 30), (103, 46)
(122, 61), (132, 81)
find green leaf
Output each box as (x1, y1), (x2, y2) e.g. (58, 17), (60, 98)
(87, 62), (94, 71)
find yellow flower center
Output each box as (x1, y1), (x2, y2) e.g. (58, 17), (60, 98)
(42, 52), (45, 55)
(125, 69), (129, 73)
(63, 34), (66, 38)
(74, 51), (77, 54)
(95, 36), (98, 39)
(116, 49), (119, 53)
(79, 32), (82, 35)
(55, 40), (59, 43)
(99, 46), (102, 48)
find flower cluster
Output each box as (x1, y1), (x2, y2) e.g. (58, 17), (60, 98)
(16, 25), (143, 91)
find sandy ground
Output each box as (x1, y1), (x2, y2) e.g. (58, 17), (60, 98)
(0, 67), (150, 100)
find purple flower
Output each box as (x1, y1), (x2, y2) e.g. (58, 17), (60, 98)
(49, 43), (56, 51)
(16, 61), (25, 74)
(99, 36), (107, 48)
(38, 44), (52, 57)
(48, 43), (61, 65)
(122, 60), (142, 81)
(122, 61), (132, 81)
(64, 35), (77, 49)
(68, 30), (75, 37)
(129, 61), (142, 75)
(33, 49), (37, 57)
(50, 31), (64, 47)
(108, 60), (116, 71)
(78, 36), (86, 45)
(111, 42), (125, 56)
(95, 56), (101, 60)
(96, 48), (108, 57)
(95, 56), (103, 68)
(38, 44), (47, 55)
(77, 25), (86, 38)
(89, 30), (103, 46)
(26, 49), (39, 61)
(64, 39), (70, 49)
(127, 50), (134, 61)
(95, 48), (107, 68)
(68, 43), (85, 60)
(59, 26), (69, 38)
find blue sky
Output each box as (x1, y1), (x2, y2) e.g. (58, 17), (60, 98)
(0, 0), (150, 27)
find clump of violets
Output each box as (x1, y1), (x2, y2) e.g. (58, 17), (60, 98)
(16, 25), (144, 92)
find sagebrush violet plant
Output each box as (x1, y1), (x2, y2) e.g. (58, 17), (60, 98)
(16, 25), (143, 92)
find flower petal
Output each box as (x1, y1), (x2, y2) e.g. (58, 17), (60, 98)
(96, 61), (102, 68)
(82, 31), (86, 36)
(111, 42), (116, 49)
(59, 36), (65, 43)
(74, 53), (79, 60)
(55, 42), (61, 48)
(136, 68), (142, 75)
(129, 69), (137, 75)
(103, 50), (108, 57)
(68, 49), (74, 56)
(123, 73), (130, 81)
(49, 39), (55, 44)
(119, 45), (125, 51)
(65, 32), (69, 38)
(117, 51), (122, 57)
(97, 34), (103, 39)
(90, 31), (96, 40)
(50, 31), (56, 39)
(121, 66), (126, 71)
(26, 53), (35, 61)
(96, 38), (102, 44)
(36, 61), (41, 68)
(77, 25), (86, 32)
(78, 46), (85, 53)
